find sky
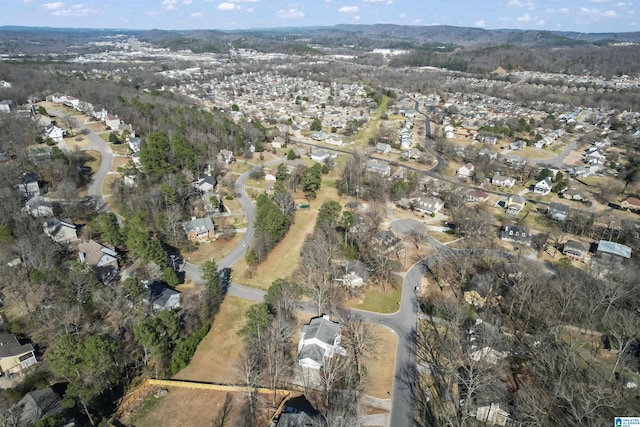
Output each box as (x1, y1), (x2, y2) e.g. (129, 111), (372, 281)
(4, 0), (639, 33)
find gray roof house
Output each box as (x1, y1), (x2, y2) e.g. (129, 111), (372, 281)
(43, 218), (78, 245)
(25, 196), (53, 217)
(0, 333), (37, 375)
(548, 202), (570, 221)
(563, 240), (589, 260)
(13, 387), (62, 427)
(374, 142), (392, 154)
(298, 315), (346, 369)
(596, 240), (632, 261)
(341, 260), (369, 287)
(534, 177), (553, 195)
(500, 225), (532, 246)
(506, 194), (526, 215)
(143, 281), (181, 311)
(78, 239), (118, 279)
(366, 159), (391, 177)
(183, 216), (215, 242)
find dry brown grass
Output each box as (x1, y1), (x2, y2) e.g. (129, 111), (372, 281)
(86, 122), (108, 132)
(184, 234), (244, 265)
(364, 324), (397, 399)
(173, 296), (254, 383)
(125, 387), (245, 427)
(233, 185), (340, 290)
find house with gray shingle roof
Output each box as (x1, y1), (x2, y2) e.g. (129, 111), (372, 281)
(297, 315), (346, 369)
(183, 216), (215, 242)
(0, 333), (37, 375)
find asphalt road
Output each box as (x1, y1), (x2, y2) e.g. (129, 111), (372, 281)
(47, 108), (114, 213)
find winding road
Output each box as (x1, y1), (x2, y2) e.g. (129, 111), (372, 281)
(56, 101), (544, 427)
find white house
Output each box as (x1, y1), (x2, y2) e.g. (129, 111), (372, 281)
(143, 281), (181, 311)
(491, 175), (515, 188)
(457, 163), (474, 178)
(43, 125), (65, 143)
(412, 197), (444, 215)
(297, 315), (346, 369)
(533, 177), (553, 195)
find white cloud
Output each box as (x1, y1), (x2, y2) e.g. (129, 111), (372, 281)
(42, 2), (64, 10)
(516, 13), (533, 22)
(23, 0), (35, 3)
(354, 15), (361, 20)
(588, 0), (613, 3)
(218, 2), (237, 10)
(277, 8), (304, 18)
(191, 11), (202, 17)
(339, 5), (359, 13)
(413, 18), (422, 23)
(508, 0), (535, 10)
(474, 19), (486, 27)
(144, 10), (159, 15)
(601, 9), (617, 16)
(398, 12), (407, 18)
(161, 0), (178, 10)
(51, 6), (97, 16)
(183, 0), (192, 4)
(559, 7), (570, 13)
(246, 7), (254, 12)
(536, 19), (545, 25)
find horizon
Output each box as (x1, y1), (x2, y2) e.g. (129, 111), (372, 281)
(4, 0), (640, 34)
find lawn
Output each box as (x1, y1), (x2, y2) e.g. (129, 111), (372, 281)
(86, 122), (108, 133)
(183, 234), (244, 265)
(364, 324), (397, 399)
(351, 95), (389, 149)
(96, 131), (111, 143)
(233, 185), (340, 289)
(127, 388), (244, 427)
(84, 150), (101, 174)
(173, 296), (254, 383)
(347, 284), (402, 314)
(110, 143), (131, 155)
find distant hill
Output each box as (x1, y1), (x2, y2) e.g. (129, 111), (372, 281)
(2, 24), (640, 75)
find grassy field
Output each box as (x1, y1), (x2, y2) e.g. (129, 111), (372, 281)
(364, 324), (398, 399)
(184, 234), (244, 265)
(351, 95), (389, 149)
(347, 284), (402, 313)
(127, 388), (245, 427)
(233, 185), (340, 290)
(173, 296), (254, 383)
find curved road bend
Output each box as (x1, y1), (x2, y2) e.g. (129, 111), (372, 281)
(47, 108), (115, 213)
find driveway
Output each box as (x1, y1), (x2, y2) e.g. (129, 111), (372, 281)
(390, 219), (427, 235)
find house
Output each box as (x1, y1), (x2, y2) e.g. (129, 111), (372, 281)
(78, 239), (118, 278)
(310, 131), (328, 141)
(366, 159), (391, 177)
(405, 147), (422, 160)
(476, 403), (511, 426)
(506, 194), (526, 215)
(470, 346), (509, 365)
(563, 240), (589, 261)
(548, 202), (570, 221)
(43, 125), (65, 143)
(326, 136), (343, 146)
(193, 174), (217, 194)
(0, 333), (37, 375)
(621, 197), (640, 211)
(43, 218), (78, 244)
(500, 225), (532, 246)
(534, 177), (553, 195)
(217, 149), (235, 164)
(341, 260), (369, 287)
(310, 150), (331, 163)
(105, 114), (120, 130)
(297, 315), (346, 369)
(412, 197), (444, 214)
(596, 240), (632, 262)
(17, 173), (40, 199)
(271, 136), (285, 149)
(270, 395), (318, 427)
(509, 140), (526, 150)
(374, 142), (392, 154)
(25, 196), (53, 217)
(128, 136), (142, 153)
(491, 175), (515, 188)
(183, 216), (215, 242)
(562, 189), (586, 201)
(0, 100), (12, 114)
(32, 113), (52, 128)
(374, 230), (402, 253)
(463, 273), (494, 308)
(457, 163), (474, 178)
(13, 387), (63, 427)
(466, 190), (489, 203)
(144, 280), (181, 311)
